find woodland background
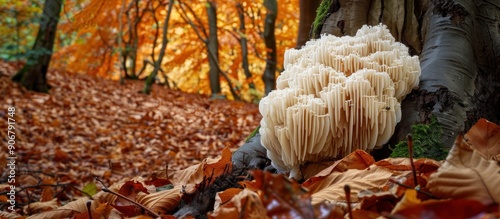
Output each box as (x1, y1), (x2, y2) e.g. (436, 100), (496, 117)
(1, 0), (499, 218)
(1, 0), (306, 101)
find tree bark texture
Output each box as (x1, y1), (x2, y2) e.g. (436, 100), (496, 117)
(237, 3), (255, 89)
(315, 0), (500, 149)
(12, 0), (63, 92)
(143, 0), (174, 94)
(296, 0), (322, 48)
(207, 1), (222, 96)
(263, 0), (277, 96)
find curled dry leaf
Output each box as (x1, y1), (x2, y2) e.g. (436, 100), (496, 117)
(305, 164), (408, 205)
(391, 189), (488, 218)
(40, 186), (55, 202)
(252, 170), (313, 218)
(301, 150), (375, 181)
(135, 186), (182, 215)
(427, 133), (500, 205)
(374, 157), (441, 190)
(246, 170), (344, 218)
(23, 198), (60, 215)
(212, 188), (242, 211)
(464, 118), (500, 160)
(0, 210), (23, 219)
(170, 147), (232, 193)
(209, 189), (268, 219)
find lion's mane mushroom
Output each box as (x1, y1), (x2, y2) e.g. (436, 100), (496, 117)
(259, 24), (420, 179)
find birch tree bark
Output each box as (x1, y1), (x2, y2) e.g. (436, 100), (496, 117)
(313, 0), (500, 155)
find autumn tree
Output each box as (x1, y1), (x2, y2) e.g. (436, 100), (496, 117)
(262, 0), (277, 95)
(236, 3), (256, 90)
(295, 0), (321, 48)
(0, 1), (42, 65)
(52, 0), (299, 100)
(312, 0), (500, 156)
(12, 0), (63, 92)
(143, 0), (175, 94)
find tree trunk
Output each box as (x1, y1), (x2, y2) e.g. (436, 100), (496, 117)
(314, 0), (500, 156)
(118, 0), (126, 84)
(143, 0), (174, 94)
(12, 0), (63, 92)
(262, 0), (277, 96)
(237, 3), (255, 90)
(207, 1), (222, 96)
(296, 0), (322, 48)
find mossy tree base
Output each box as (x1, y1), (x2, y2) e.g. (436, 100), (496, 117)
(12, 63), (51, 93)
(390, 117), (448, 160)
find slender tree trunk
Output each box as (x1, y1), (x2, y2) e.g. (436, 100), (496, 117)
(296, 0), (321, 48)
(206, 0), (222, 96)
(237, 3), (255, 90)
(118, 0), (126, 84)
(143, 0), (174, 94)
(12, 0), (63, 92)
(314, 0), (500, 156)
(262, 0), (277, 96)
(128, 0), (141, 79)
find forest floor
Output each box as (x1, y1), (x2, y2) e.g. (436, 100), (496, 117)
(0, 61), (261, 190)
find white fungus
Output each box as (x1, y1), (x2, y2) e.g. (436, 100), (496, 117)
(259, 24), (421, 179)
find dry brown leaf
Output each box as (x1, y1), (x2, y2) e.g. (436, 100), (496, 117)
(351, 209), (381, 219)
(40, 187), (55, 202)
(213, 188), (243, 210)
(305, 164), (410, 205)
(93, 202), (114, 218)
(23, 198), (60, 214)
(170, 147), (232, 192)
(464, 118), (500, 160)
(391, 189), (488, 218)
(135, 186), (181, 215)
(27, 209), (78, 219)
(302, 150), (375, 187)
(209, 189), (268, 219)
(427, 134), (500, 205)
(0, 210), (24, 219)
(57, 197), (92, 213)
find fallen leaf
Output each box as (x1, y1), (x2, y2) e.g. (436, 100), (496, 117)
(23, 198), (60, 214)
(82, 182), (98, 197)
(427, 134), (500, 205)
(302, 150), (375, 188)
(213, 188), (242, 210)
(136, 186), (182, 215)
(391, 189), (488, 219)
(209, 189), (268, 219)
(305, 164), (410, 205)
(464, 118), (500, 160)
(170, 147), (232, 193)
(40, 187), (55, 202)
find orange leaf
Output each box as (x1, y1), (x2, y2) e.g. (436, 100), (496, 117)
(302, 150), (375, 188)
(427, 134), (500, 205)
(40, 186), (55, 202)
(209, 189), (267, 219)
(391, 189), (487, 218)
(214, 188), (243, 209)
(464, 118), (500, 160)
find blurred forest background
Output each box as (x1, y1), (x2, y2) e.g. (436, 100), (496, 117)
(1, 0), (312, 102)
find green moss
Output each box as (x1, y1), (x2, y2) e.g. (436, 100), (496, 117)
(389, 117), (448, 160)
(245, 125), (260, 142)
(312, 0), (333, 38)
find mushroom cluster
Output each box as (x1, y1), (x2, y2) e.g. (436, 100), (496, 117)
(259, 24), (420, 178)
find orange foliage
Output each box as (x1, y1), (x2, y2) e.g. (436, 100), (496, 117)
(52, 0), (299, 101)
